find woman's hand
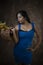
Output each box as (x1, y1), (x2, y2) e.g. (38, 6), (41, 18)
(10, 27), (19, 43)
(30, 48), (36, 52)
(27, 47), (37, 52)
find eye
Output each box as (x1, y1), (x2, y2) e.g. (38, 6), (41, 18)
(18, 16), (22, 18)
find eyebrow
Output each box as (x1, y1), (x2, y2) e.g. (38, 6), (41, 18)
(18, 15), (22, 17)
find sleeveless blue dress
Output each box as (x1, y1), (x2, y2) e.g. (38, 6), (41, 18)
(13, 22), (35, 64)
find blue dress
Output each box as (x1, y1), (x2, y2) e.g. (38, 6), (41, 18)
(13, 22), (35, 64)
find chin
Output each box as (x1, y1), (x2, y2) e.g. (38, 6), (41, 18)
(20, 22), (24, 24)
(19, 21), (24, 24)
(19, 22), (22, 23)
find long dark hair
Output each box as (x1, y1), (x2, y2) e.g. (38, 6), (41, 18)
(16, 10), (31, 23)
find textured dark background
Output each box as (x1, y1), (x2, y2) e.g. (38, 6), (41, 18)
(0, 0), (43, 65)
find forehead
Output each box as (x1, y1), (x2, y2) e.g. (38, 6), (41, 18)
(17, 13), (22, 17)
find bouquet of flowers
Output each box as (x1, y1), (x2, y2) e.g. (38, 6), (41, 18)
(0, 22), (9, 30)
(0, 22), (13, 40)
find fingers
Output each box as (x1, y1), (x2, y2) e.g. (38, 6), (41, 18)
(26, 48), (35, 52)
(26, 48), (32, 51)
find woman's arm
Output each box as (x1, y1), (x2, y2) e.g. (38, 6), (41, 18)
(0, 24), (19, 43)
(32, 23), (42, 52)
(10, 25), (19, 44)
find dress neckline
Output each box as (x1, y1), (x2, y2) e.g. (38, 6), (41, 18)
(19, 23), (33, 32)
(20, 28), (33, 32)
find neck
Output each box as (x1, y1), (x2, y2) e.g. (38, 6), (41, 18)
(23, 20), (29, 25)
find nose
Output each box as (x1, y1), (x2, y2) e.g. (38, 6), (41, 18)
(18, 18), (21, 21)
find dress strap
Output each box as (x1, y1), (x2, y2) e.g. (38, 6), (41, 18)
(18, 23), (21, 39)
(31, 22), (35, 31)
(18, 23), (21, 31)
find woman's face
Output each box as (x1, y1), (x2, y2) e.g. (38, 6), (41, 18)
(17, 13), (25, 23)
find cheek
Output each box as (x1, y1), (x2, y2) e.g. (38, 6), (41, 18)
(18, 18), (22, 22)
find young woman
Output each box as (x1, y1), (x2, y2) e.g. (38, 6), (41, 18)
(11, 10), (41, 65)
(0, 10), (41, 65)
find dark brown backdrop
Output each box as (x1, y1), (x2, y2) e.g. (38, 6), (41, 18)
(0, 0), (43, 65)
